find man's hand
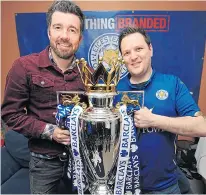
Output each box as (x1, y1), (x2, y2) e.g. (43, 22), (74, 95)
(134, 107), (155, 128)
(52, 127), (71, 145)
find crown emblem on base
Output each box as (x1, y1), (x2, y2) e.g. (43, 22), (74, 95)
(76, 57), (124, 93)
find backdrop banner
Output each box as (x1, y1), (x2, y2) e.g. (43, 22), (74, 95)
(15, 11), (206, 102)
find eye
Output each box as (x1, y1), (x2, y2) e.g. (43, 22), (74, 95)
(54, 26), (61, 30)
(135, 47), (143, 52)
(69, 28), (77, 33)
(123, 51), (130, 57)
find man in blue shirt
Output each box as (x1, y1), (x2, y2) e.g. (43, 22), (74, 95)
(117, 27), (206, 194)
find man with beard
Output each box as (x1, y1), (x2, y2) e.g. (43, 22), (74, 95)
(2, 1), (85, 194)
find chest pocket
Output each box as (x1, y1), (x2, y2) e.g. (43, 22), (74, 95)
(31, 75), (54, 104)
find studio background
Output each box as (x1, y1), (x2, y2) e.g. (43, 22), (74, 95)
(1, 1), (206, 112)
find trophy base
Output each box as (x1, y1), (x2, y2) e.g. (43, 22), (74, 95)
(90, 182), (112, 195)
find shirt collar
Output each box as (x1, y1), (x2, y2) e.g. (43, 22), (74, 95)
(127, 69), (156, 90)
(38, 46), (53, 68)
(48, 47), (77, 70)
(37, 46), (77, 70)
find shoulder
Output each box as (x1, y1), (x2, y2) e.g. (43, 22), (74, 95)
(12, 48), (48, 70)
(153, 71), (184, 89)
(153, 71), (190, 97)
(154, 72), (179, 83)
(117, 74), (130, 90)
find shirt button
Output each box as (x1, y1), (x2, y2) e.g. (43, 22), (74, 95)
(41, 81), (45, 85)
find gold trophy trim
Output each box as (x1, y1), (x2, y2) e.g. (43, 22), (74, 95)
(61, 94), (87, 110)
(115, 93), (141, 109)
(76, 57), (124, 93)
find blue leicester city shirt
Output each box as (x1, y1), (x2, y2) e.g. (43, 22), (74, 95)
(116, 69), (200, 191)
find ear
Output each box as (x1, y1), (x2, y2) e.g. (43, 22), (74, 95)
(79, 34), (83, 43)
(47, 28), (51, 40)
(149, 44), (153, 57)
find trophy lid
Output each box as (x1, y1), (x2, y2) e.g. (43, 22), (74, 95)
(76, 57), (124, 94)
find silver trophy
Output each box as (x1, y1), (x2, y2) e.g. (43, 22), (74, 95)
(56, 58), (144, 195)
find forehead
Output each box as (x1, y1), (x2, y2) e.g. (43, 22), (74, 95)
(121, 32), (147, 49)
(51, 11), (81, 28)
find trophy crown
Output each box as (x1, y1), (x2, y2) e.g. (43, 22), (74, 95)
(76, 57), (123, 93)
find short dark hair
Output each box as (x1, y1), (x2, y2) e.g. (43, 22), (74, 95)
(118, 27), (151, 53)
(46, 0), (85, 33)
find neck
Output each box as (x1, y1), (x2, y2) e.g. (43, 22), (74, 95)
(51, 49), (73, 72)
(130, 67), (153, 84)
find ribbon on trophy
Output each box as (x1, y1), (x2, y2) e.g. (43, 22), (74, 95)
(56, 104), (68, 128)
(69, 105), (84, 195)
(56, 102), (88, 194)
(124, 103), (141, 195)
(114, 104), (132, 195)
(114, 93), (142, 195)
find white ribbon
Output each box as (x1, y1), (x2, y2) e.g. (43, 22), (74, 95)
(70, 105), (84, 195)
(114, 105), (132, 195)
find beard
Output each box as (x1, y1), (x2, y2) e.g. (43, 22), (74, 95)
(50, 40), (75, 60)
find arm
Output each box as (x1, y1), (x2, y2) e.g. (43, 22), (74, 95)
(2, 59), (71, 144)
(134, 108), (206, 137)
(42, 124), (70, 145)
(134, 76), (206, 137)
(153, 113), (206, 137)
(1, 59), (46, 138)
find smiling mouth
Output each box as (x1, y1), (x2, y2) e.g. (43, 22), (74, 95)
(131, 62), (141, 66)
(58, 44), (71, 48)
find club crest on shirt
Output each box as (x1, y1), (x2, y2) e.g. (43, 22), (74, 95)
(156, 89), (169, 100)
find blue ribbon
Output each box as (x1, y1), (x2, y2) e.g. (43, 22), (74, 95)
(56, 104), (66, 128)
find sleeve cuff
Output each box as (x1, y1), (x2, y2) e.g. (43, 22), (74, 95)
(41, 124), (57, 140)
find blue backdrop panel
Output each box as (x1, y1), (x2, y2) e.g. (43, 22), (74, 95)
(15, 11), (206, 102)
